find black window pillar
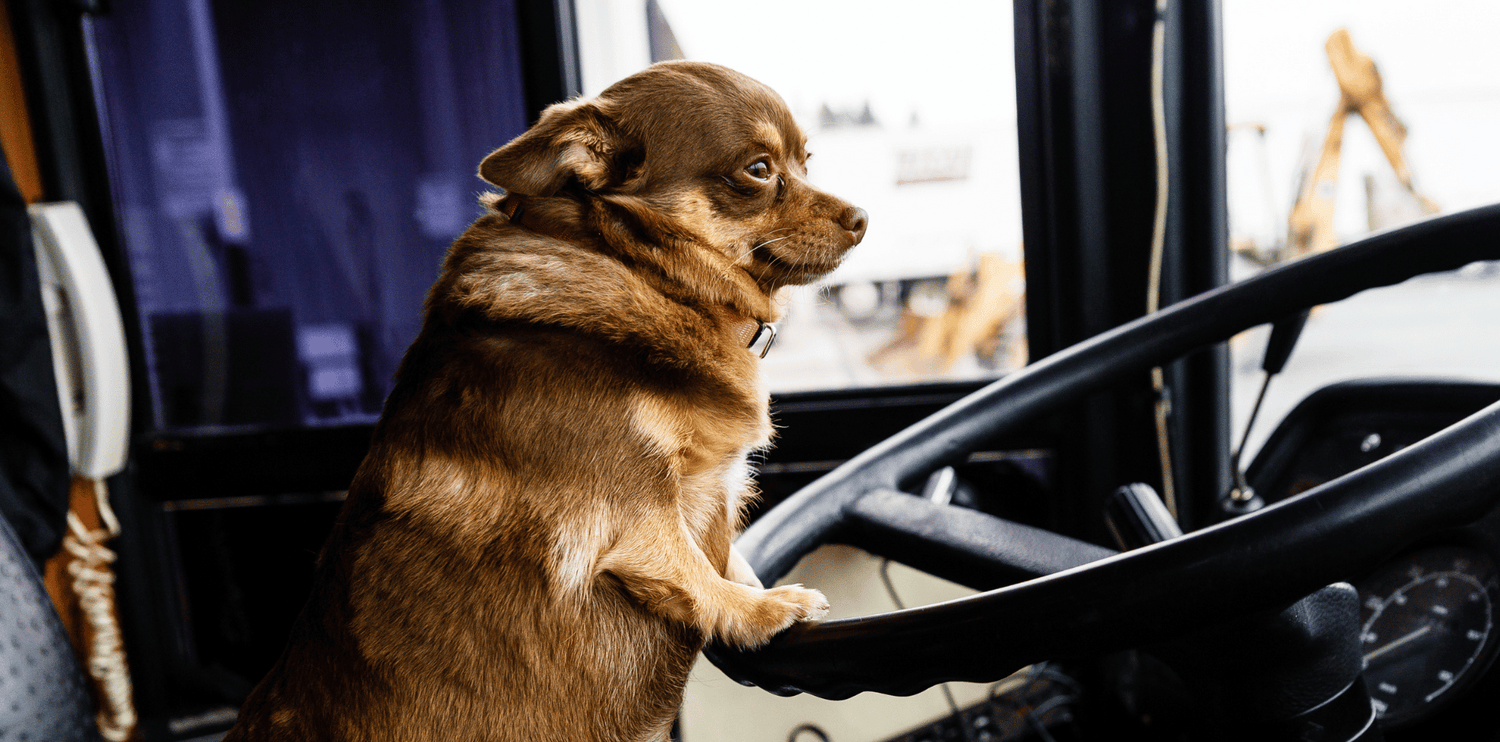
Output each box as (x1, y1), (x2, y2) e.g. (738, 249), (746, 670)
(1014, 0), (1229, 541)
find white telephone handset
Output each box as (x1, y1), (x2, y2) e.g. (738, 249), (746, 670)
(29, 202), (131, 481)
(30, 202), (138, 742)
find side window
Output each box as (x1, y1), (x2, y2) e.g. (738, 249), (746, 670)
(87, 0), (530, 432)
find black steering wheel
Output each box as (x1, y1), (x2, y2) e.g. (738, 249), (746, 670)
(706, 204), (1500, 700)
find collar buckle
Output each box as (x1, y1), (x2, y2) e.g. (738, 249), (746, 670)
(748, 321), (777, 358)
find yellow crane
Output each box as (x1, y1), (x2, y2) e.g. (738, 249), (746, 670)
(1284, 28), (1439, 260)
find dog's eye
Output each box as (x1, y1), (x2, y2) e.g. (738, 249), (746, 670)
(744, 161), (772, 182)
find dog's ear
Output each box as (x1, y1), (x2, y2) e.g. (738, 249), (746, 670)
(479, 99), (630, 196)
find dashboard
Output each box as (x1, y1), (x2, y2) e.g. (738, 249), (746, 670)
(1245, 379), (1500, 738)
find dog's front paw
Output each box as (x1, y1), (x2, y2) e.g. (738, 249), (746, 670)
(769, 583), (830, 623)
(716, 583), (829, 649)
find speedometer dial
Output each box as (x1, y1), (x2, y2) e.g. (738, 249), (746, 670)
(1356, 545), (1500, 727)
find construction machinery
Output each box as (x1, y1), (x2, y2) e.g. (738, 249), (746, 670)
(1284, 28), (1440, 260)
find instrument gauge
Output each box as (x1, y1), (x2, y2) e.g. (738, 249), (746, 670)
(1355, 545), (1500, 728)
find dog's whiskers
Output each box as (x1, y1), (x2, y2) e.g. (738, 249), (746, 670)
(717, 228), (800, 271)
(732, 235), (793, 267)
(728, 245), (759, 267)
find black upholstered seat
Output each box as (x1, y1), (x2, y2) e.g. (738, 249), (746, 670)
(0, 513), (100, 741)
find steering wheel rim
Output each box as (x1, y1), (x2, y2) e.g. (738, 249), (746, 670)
(706, 204), (1500, 699)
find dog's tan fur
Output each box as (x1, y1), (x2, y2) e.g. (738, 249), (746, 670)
(225, 61), (866, 741)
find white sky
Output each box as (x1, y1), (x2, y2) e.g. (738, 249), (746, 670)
(653, 0), (1015, 128)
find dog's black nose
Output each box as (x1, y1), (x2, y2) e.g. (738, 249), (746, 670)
(840, 207), (869, 244)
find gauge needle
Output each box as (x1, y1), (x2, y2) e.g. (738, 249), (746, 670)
(1363, 625), (1434, 664)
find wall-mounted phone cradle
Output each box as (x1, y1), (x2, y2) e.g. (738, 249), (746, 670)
(30, 202), (131, 481)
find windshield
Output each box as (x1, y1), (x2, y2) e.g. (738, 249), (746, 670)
(580, 0), (1024, 394)
(1222, 0), (1500, 457)
(580, 0), (1500, 455)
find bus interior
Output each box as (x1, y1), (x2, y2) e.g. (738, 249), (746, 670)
(3, 1), (1500, 741)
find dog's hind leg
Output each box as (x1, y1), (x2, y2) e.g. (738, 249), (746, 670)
(598, 513), (827, 649)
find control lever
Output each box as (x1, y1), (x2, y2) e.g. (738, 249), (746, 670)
(1261, 308), (1310, 376)
(1104, 483), (1182, 550)
(1223, 309), (1312, 517)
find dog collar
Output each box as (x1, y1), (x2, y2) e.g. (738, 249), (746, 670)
(499, 196), (525, 224)
(729, 317), (777, 358)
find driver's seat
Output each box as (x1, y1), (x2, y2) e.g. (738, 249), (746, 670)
(0, 511), (101, 741)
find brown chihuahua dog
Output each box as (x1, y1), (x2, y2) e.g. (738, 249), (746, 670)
(225, 61), (867, 741)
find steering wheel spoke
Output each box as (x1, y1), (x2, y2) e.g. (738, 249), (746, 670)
(841, 488), (1115, 592)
